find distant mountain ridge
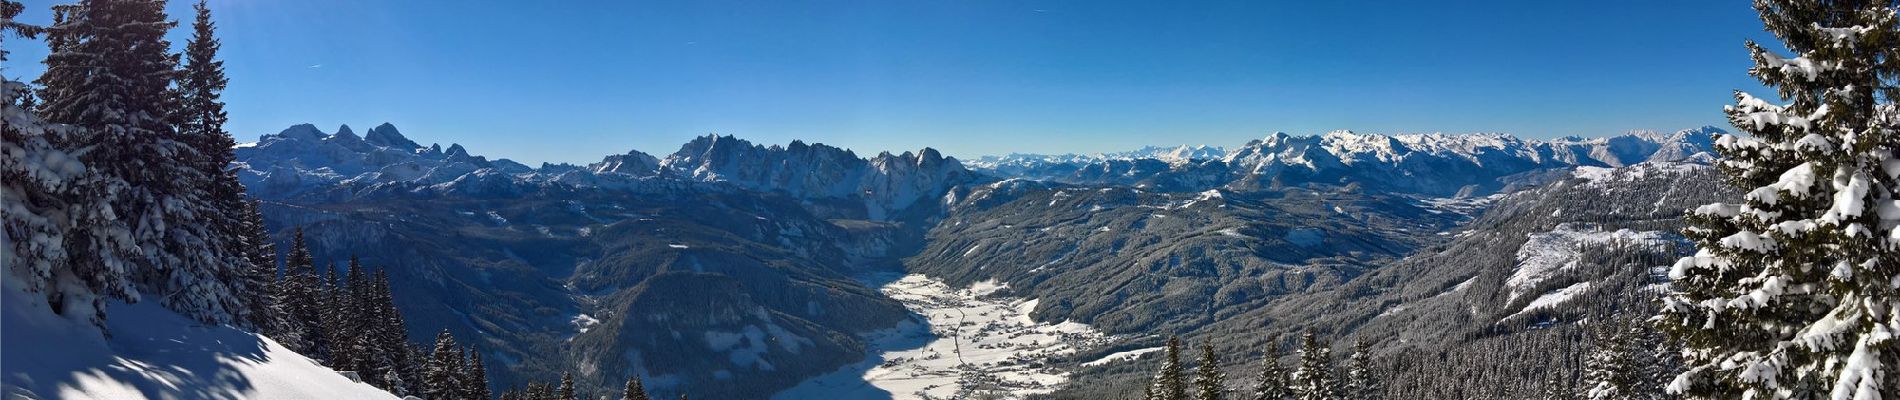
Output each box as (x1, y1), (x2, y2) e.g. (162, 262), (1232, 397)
(967, 127), (1724, 196)
(236, 127), (970, 220)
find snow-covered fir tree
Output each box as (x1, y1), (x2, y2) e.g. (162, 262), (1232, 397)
(465, 349), (491, 400)
(1291, 332), (1339, 400)
(1147, 336), (1191, 400)
(37, 0), (244, 324)
(1658, 1), (1900, 399)
(424, 329), (464, 399)
(558, 371), (578, 400)
(175, 0), (258, 331)
(238, 199), (289, 338)
(3, 3), (138, 328)
(279, 228), (324, 353)
(1582, 323), (1637, 400)
(624, 376), (650, 400)
(1251, 342), (1293, 400)
(1195, 343), (1227, 400)
(1542, 374), (1575, 400)
(318, 261), (344, 363)
(1, 79), (138, 327)
(1341, 339), (1381, 400)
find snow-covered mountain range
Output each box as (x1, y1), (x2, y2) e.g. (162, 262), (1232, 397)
(220, 122), (1732, 398)
(235, 125), (971, 220)
(968, 127), (1724, 196)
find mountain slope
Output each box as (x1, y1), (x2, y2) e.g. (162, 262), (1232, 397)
(1, 285), (398, 400)
(1027, 162), (1732, 398)
(233, 126), (971, 398)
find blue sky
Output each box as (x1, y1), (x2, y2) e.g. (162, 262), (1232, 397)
(7, 0), (1774, 165)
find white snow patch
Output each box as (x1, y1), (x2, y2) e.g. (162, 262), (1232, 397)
(1507, 223), (1666, 301)
(776, 274), (1110, 399)
(1080, 347), (1165, 367)
(668, 244), (691, 249)
(572, 314), (601, 334)
(1504, 282), (1593, 321)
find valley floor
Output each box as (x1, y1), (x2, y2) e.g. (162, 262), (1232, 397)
(775, 274), (1111, 400)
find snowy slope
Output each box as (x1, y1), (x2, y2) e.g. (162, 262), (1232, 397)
(1, 286), (399, 400)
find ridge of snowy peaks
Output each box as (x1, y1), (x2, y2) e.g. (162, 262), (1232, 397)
(1104, 144), (1228, 164)
(234, 123), (526, 199)
(650, 134), (973, 219)
(236, 125), (973, 219)
(970, 126), (1726, 196)
(965, 144), (1225, 169)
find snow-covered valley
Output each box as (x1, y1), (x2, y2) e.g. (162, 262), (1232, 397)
(775, 274), (1111, 400)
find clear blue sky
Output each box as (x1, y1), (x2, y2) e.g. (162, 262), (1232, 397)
(7, 0), (1774, 165)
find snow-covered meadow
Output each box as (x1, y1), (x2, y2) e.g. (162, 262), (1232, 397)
(776, 274), (1110, 400)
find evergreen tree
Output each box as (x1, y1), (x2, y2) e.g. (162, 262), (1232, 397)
(6, 0), (147, 328)
(1251, 343), (1293, 400)
(526, 381), (552, 400)
(1290, 333), (1338, 400)
(360, 267), (413, 395)
(37, 0), (241, 324)
(1541, 374), (1574, 400)
(557, 372), (577, 400)
(237, 199), (285, 337)
(1340, 339), (1380, 400)
(176, 0), (257, 331)
(1633, 322), (1679, 400)
(340, 256), (374, 375)
(465, 348), (491, 400)
(318, 261), (346, 365)
(1, 38), (137, 327)
(423, 329), (462, 400)
(1582, 323), (1634, 400)
(1194, 343), (1226, 400)
(1657, 2), (1900, 399)
(1146, 336), (1190, 400)
(278, 228), (322, 354)
(623, 376), (650, 400)
(0, 1), (41, 62)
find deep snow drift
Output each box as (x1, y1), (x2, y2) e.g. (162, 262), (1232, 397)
(0, 285), (398, 400)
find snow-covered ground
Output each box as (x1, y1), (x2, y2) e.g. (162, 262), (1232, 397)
(1, 286), (398, 400)
(1503, 282), (1595, 321)
(775, 274), (1110, 400)
(1079, 347), (1164, 367)
(1507, 223), (1666, 302)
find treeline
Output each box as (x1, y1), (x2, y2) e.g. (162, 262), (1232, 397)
(1131, 333), (1381, 400)
(1128, 320), (1676, 400)
(492, 371), (659, 400)
(259, 228), (448, 397)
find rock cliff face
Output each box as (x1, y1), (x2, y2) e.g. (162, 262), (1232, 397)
(661, 135), (972, 219)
